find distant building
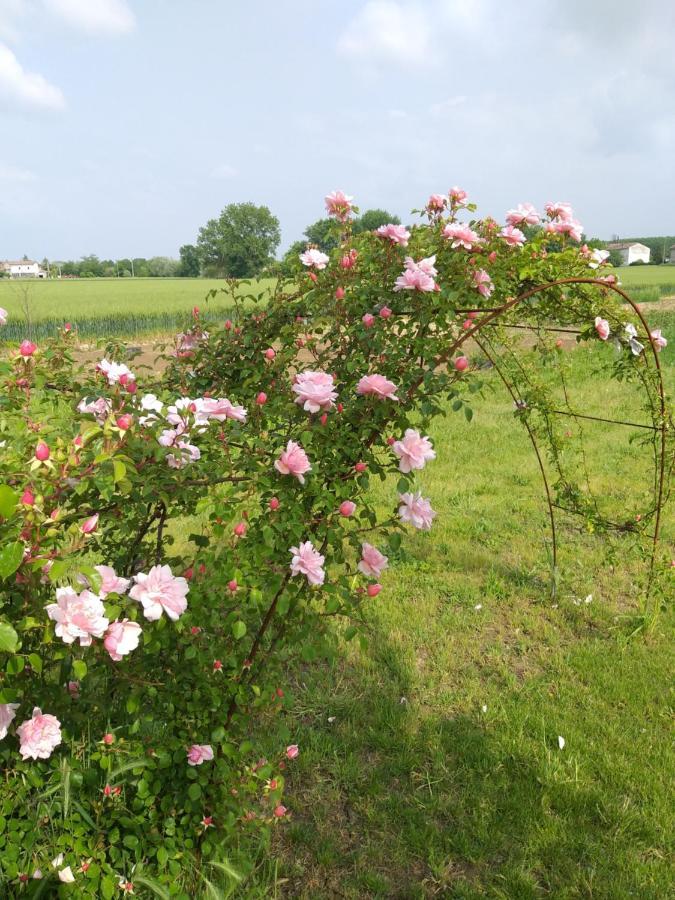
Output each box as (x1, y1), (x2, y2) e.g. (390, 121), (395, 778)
(669, 244), (675, 264)
(605, 242), (651, 265)
(0, 260), (47, 278)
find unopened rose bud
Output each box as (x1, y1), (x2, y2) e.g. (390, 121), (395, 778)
(264, 348), (275, 360)
(454, 356), (469, 372)
(256, 392), (267, 405)
(367, 583), (382, 597)
(116, 414), (133, 430)
(355, 462), (367, 473)
(362, 313), (375, 329)
(462, 319), (473, 330)
(20, 340), (37, 357)
(233, 522), (247, 537)
(103, 733), (114, 745)
(273, 804), (287, 818)
(80, 513), (99, 534)
(35, 441), (50, 461)
(335, 286), (345, 300)
(379, 306), (392, 319)
(268, 497), (280, 511)
(339, 501), (356, 517)
(320, 413), (328, 426)
(228, 579), (238, 592)
(21, 488), (35, 506)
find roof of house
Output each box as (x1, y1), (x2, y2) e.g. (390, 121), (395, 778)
(605, 242), (649, 251)
(1, 260), (40, 267)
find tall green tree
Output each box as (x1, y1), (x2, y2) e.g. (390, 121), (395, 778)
(178, 244), (201, 277)
(353, 208), (401, 233)
(197, 203), (281, 277)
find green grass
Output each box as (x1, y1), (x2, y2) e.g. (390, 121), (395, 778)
(617, 265), (675, 288)
(246, 335), (674, 898)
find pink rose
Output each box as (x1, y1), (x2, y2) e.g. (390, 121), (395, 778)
(104, 619), (142, 661)
(339, 500), (356, 517)
(77, 397), (112, 423)
(650, 329), (668, 352)
(325, 189), (354, 222)
(398, 492), (437, 530)
(362, 313), (375, 328)
(499, 225), (526, 247)
(35, 441), (50, 461)
(187, 744), (214, 766)
(0, 702), (19, 740)
(292, 370), (337, 413)
(449, 186), (468, 206)
(289, 541), (326, 586)
(80, 514), (99, 534)
(97, 358), (136, 386)
(196, 397), (247, 423)
(16, 707), (62, 760)
(358, 543), (388, 579)
(129, 565), (189, 621)
(426, 193), (447, 213)
(286, 744), (299, 759)
(46, 587), (109, 646)
(505, 203), (539, 226)
(20, 340), (37, 356)
(473, 269), (494, 298)
(393, 256), (437, 293)
(300, 248), (330, 270)
(594, 317), (610, 341)
(95, 565), (130, 597)
(442, 223), (481, 250)
(392, 429), (435, 473)
(356, 374), (399, 400)
(275, 440), (312, 484)
(375, 223), (410, 246)
(544, 201), (574, 222)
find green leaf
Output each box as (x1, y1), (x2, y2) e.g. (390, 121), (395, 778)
(187, 782), (202, 801)
(72, 659), (87, 680)
(112, 459), (126, 483)
(0, 622), (19, 654)
(232, 621), (247, 640)
(464, 406), (474, 422)
(6, 655), (24, 674)
(0, 485), (18, 519)
(0, 543), (23, 580)
(28, 653), (43, 673)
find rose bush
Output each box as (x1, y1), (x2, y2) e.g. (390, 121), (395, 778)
(0, 189), (670, 894)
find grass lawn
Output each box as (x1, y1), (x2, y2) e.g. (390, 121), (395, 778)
(244, 331), (674, 898)
(617, 265), (675, 289)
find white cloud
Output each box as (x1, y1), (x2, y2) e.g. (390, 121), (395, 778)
(211, 164), (238, 179)
(43, 0), (136, 36)
(429, 95), (467, 117)
(0, 162), (38, 181)
(0, 43), (65, 111)
(337, 1), (434, 68)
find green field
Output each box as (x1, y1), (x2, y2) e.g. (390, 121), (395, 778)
(617, 264), (675, 286)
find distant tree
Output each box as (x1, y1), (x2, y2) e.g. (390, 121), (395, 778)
(608, 250), (624, 267)
(280, 240), (308, 275)
(147, 256), (180, 277)
(197, 203), (281, 278)
(302, 219), (338, 254)
(79, 255), (102, 277)
(178, 244), (201, 277)
(353, 208), (401, 234)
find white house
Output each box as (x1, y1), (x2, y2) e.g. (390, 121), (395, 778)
(0, 260), (47, 278)
(606, 242), (651, 265)
(669, 244), (675, 264)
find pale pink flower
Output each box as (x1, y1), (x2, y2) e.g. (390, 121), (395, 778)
(0, 308), (7, 326)
(46, 587), (109, 646)
(393, 255), (437, 292)
(196, 397), (247, 423)
(67, 681), (80, 698)
(449, 186), (468, 206)
(286, 744), (299, 759)
(97, 359), (135, 385)
(398, 492), (437, 530)
(292, 371), (337, 413)
(58, 867), (75, 884)
(650, 329), (668, 352)
(594, 317), (610, 341)
(544, 201), (574, 221)
(300, 248), (330, 270)
(289, 541), (326, 586)
(499, 225), (526, 247)
(358, 543), (389, 579)
(426, 193), (447, 212)
(166, 441), (201, 469)
(16, 708), (62, 760)
(588, 249), (609, 268)
(442, 223), (481, 250)
(187, 744), (214, 766)
(339, 500), (356, 517)
(275, 440), (312, 484)
(376, 223), (411, 246)
(80, 514), (99, 534)
(325, 190), (354, 221)
(473, 269), (494, 298)
(0, 702), (19, 740)
(129, 565), (189, 621)
(77, 397), (112, 423)
(552, 218), (583, 242)
(392, 429), (436, 473)
(104, 619), (142, 661)
(505, 202), (539, 226)
(624, 323), (644, 356)
(356, 374), (399, 400)
(95, 565), (130, 597)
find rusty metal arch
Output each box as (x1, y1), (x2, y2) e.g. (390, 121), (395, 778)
(444, 277), (671, 595)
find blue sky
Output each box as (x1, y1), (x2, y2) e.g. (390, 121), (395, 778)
(0, 0), (673, 260)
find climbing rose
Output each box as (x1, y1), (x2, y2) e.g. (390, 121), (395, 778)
(129, 565), (189, 621)
(275, 440), (312, 483)
(289, 541), (326, 586)
(0, 702), (19, 740)
(499, 225), (526, 247)
(196, 397), (247, 423)
(394, 255), (437, 292)
(398, 492), (437, 530)
(588, 249), (610, 268)
(16, 708), (62, 760)
(442, 223), (481, 250)
(375, 223), (410, 246)
(78, 397), (112, 422)
(449, 186), (468, 205)
(545, 218), (583, 242)
(95, 565), (130, 597)
(286, 744), (299, 759)
(325, 189), (354, 221)
(46, 587), (109, 646)
(594, 317), (610, 341)
(426, 193), (447, 212)
(624, 323), (644, 356)
(473, 269), (494, 298)
(97, 358), (136, 385)
(358, 543), (389, 579)
(356, 374), (399, 400)
(187, 744), (214, 766)
(650, 329), (667, 351)
(104, 620), (142, 661)
(300, 248), (330, 270)
(292, 370), (337, 412)
(392, 429), (436, 473)
(505, 202), (539, 226)
(544, 201), (574, 221)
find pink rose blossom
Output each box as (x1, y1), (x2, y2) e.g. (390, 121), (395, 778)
(129, 565), (189, 621)
(394, 255), (437, 292)
(46, 587), (109, 646)
(292, 370), (337, 413)
(289, 541), (326, 586)
(499, 225), (526, 247)
(442, 223), (481, 250)
(0, 702), (19, 740)
(376, 223), (411, 246)
(97, 359), (136, 385)
(545, 218), (583, 242)
(505, 202), (539, 226)
(325, 190), (354, 221)
(339, 500), (356, 517)
(650, 329), (668, 352)
(80, 513), (99, 534)
(356, 374), (399, 400)
(20, 339), (37, 356)
(196, 397), (247, 423)
(78, 397), (112, 422)
(362, 313), (375, 328)
(449, 186), (468, 206)
(104, 619), (142, 661)
(95, 565), (130, 597)
(274, 804), (287, 818)
(426, 193), (447, 213)
(286, 744), (299, 759)
(275, 440), (312, 484)
(544, 201), (574, 222)
(187, 744), (214, 766)
(392, 429), (436, 473)
(300, 248), (330, 270)
(594, 317), (610, 341)
(473, 269), (494, 298)
(16, 708), (62, 760)
(398, 492), (437, 530)
(358, 543), (389, 579)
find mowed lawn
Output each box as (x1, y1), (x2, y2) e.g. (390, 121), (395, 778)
(245, 337), (674, 898)
(618, 265), (675, 289)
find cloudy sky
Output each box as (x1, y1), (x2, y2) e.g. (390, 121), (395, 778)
(0, 0), (673, 260)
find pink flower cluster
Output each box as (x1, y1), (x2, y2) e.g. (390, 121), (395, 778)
(300, 248), (330, 269)
(376, 223), (411, 246)
(442, 223), (481, 251)
(392, 429), (435, 473)
(97, 359), (136, 386)
(394, 256), (438, 293)
(356, 374), (399, 400)
(325, 190), (354, 222)
(292, 370), (337, 413)
(544, 201), (583, 242)
(289, 541), (326, 586)
(129, 565), (189, 621)
(505, 202), (539, 226)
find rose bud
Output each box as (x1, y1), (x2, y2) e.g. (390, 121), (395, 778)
(116, 414), (133, 430)
(264, 348), (276, 360)
(379, 306), (392, 319)
(35, 441), (50, 461)
(228, 579), (238, 592)
(354, 462), (367, 473)
(233, 522), (247, 537)
(268, 497), (280, 511)
(80, 513), (99, 534)
(103, 733), (115, 745)
(367, 583), (382, 597)
(21, 488), (35, 506)
(362, 313), (375, 328)
(454, 356), (469, 372)
(335, 287), (345, 300)
(339, 501), (356, 517)
(256, 392), (267, 405)
(20, 340), (37, 356)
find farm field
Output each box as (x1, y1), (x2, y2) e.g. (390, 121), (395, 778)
(617, 264), (675, 287)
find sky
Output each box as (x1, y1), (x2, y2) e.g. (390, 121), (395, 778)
(0, 0), (673, 260)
